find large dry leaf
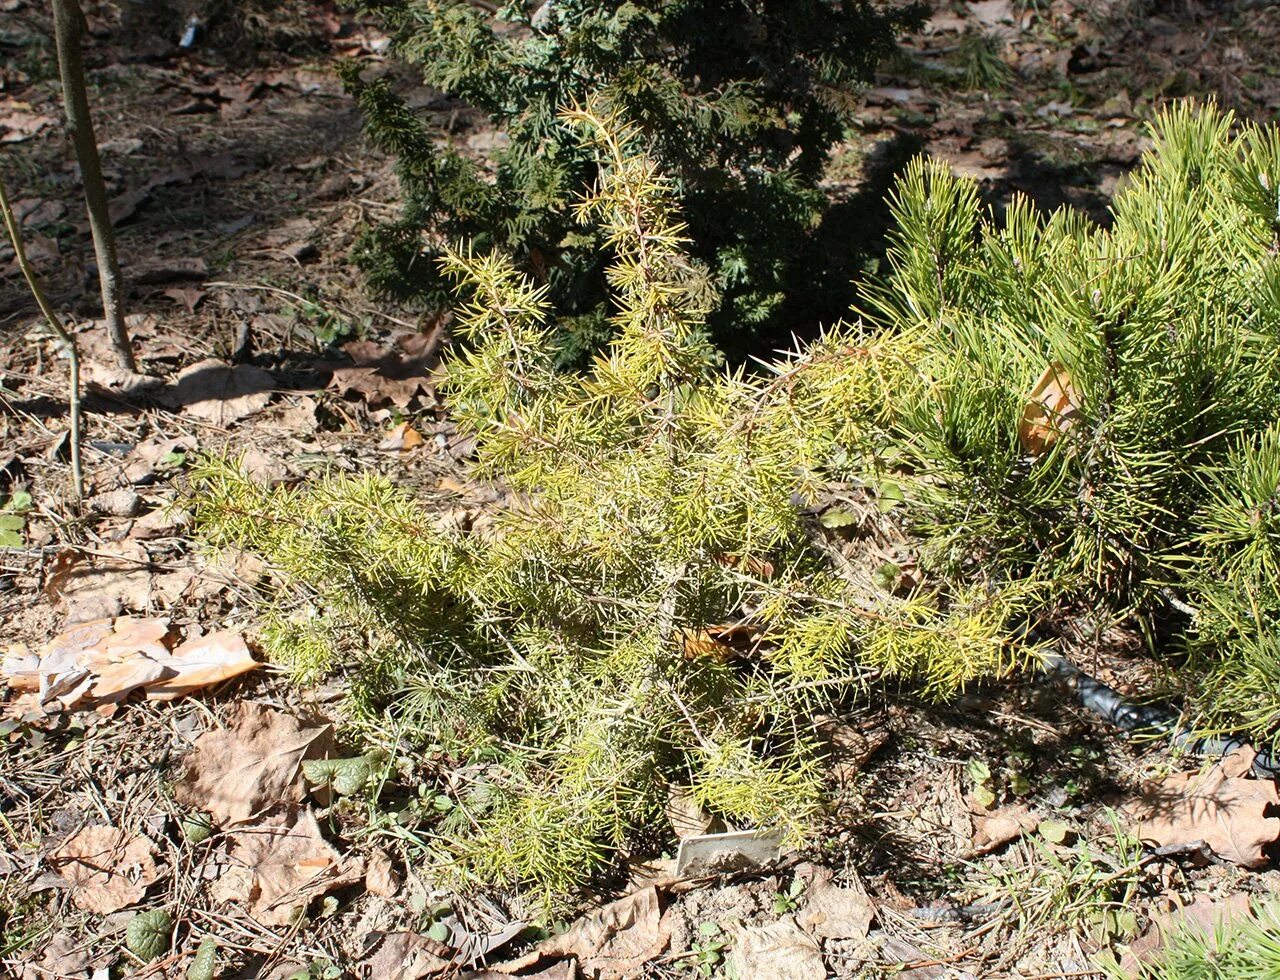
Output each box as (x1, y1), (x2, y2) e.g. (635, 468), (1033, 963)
(1119, 893), (1253, 975)
(1123, 750), (1280, 867)
(469, 964), (576, 980)
(144, 631), (258, 700)
(1019, 360), (1082, 455)
(666, 786), (714, 840)
(329, 330), (442, 408)
(175, 702), (334, 826)
(50, 826), (158, 914)
(220, 809), (361, 926)
(794, 865), (875, 941)
(17, 931), (93, 980)
(48, 541), (156, 623)
(966, 797), (1040, 855)
(1, 617), (257, 720)
(362, 849), (402, 901)
(540, 886), (669, 979)
(160, 359), (275, 424)
(725, 918), (825, 980)
(815, 714), (890, 785)
(0, 104), (54, 143)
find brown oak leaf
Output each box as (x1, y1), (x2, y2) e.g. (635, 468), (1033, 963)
(540, 886), (669, 979)
(219, 808), (361, 926)
(174, 702), (334, 826)
(1123, 749), (1280, 867)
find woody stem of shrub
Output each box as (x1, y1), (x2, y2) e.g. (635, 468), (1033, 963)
(51, 0), (135, 374)
(0, 174), (84, 500)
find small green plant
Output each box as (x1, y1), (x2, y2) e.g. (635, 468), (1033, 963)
(302, 750), (388, 798)
(339, 0), (925, 361)
(687, 921), (730, 977)
(125, 908), (172, 963)
(772, 876), (806, 915)
(980, 811), (1146, 947)
(860, 102), (1280, 746)
(179, 811), (214, 844)
(0, 490), (32, 548)
(287, 959), (342, 980)
(954, 28), (1013, 91)
(186, 937), (218, 980)
(286, 297), (368, 349)
(0, 892), (44, 958)
(187, 106), (1025, 907)
(188, 101), (1280, 907)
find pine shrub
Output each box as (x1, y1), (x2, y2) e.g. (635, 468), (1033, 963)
(189, 102), (1280, 905)
(337, 0), (924, 362)
(862, 102), (1280, 748)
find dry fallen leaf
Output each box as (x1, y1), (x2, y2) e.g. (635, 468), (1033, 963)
(815, 714), (890, 785)
(1019, 360), (1082, 455)
(725, 918), (825, 980)
(175, 702), (334, 826)
(1, 617), (257, 720)
(1123, 749), (1280, 867)
(50, 826), (158, 914)
(145, 630), (258, 700)
(679, 624), (758, 662)
(220, 809), (361, 926)
(794, 865), (875, 941)
(0, 104), (55, 143)
(364, 847), (401, 898)
(329, 330), (443, 408)
(540, 886), (669, 979)
(160, 359), (275, 425)
(16, 930), (93, 980)
(48, 541), (155, 623)
(1119, 893), (1253, 975)
(468, 963), (576, 980)
(966, 797), (1040, 855)
(84, 618), (174, 705)
(666, 785), (714, 840)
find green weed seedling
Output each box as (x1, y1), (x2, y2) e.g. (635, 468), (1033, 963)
(773, 877), (806, 915)
(0, 491), (33, 548)
(688, 921), (729, 977)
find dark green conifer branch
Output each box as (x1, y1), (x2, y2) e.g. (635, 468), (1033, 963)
(337, 0), (926, 361)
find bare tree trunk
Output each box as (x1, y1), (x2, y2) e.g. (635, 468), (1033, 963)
(51, 0), (135, 374)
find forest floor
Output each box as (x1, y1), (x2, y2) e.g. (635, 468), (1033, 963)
(4, 1), (1280, 977)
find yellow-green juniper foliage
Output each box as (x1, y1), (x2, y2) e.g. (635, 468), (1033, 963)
(186, 107), (1022, 905)
(188, 102), (1280, 903)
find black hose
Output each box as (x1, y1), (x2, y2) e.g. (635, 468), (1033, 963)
(1040, 651), (1280, 779)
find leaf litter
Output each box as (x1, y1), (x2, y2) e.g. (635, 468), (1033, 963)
(50, 826), (160, 914)
(174, 700), (334, 826)
(1122, 746), (1280, 867)
(1, 616), (257, 720)
(210, 808), (362, 927)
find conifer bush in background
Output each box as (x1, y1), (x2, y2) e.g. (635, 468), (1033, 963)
(189, 103), (1280, 905)
(337, 0), (924, 362)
